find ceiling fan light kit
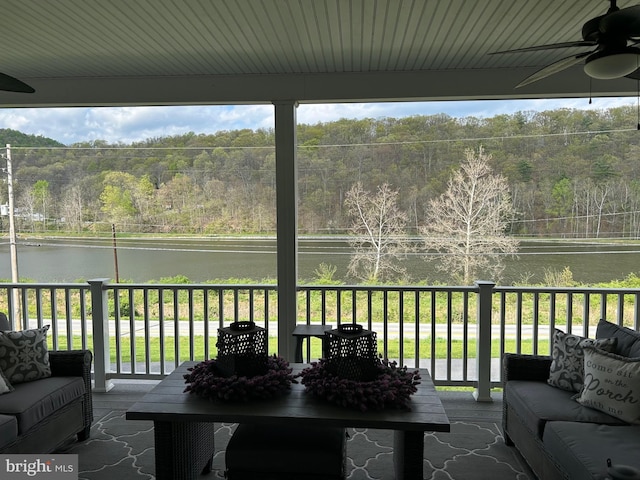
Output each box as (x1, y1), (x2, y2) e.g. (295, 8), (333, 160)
(584, 49), (640, 79)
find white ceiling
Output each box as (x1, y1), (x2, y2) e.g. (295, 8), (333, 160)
(0, 0), (638, 107)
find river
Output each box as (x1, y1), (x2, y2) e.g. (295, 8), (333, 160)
(1, 236), (640, 285)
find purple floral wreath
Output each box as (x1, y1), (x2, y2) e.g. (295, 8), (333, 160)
(184, 354), (295, 402)
(298, 358), (421, 412)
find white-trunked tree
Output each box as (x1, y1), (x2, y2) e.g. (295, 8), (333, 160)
(345, 182), (412, 282)
(421, 146), (519, 284)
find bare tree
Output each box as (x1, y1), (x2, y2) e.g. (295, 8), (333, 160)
(345, 182), (412, 282)
(33, 180), (51, 230)
(17, 188), (36, 232)
(60, 185), (84, 232)
(421, 146), (519, 284)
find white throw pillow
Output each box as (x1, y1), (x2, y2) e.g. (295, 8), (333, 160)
(575, 346), (640, 424)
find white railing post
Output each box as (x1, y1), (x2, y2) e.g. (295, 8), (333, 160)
(474, 280), (495, 402)
(88, 278), (114, 392)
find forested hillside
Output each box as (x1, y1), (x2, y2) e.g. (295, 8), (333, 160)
(1, 106), (639, 237)
(0, 128), (64, 148)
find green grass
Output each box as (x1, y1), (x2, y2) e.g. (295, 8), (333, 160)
(51, 335), (549, 363)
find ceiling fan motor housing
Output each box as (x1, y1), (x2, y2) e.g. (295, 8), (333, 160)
(582, 14), (605, 42)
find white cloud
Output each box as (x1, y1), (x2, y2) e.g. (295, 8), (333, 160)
(0, 97), (635, 145)
(301, 97), (637, 125)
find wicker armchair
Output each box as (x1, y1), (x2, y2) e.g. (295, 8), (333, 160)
(0, 312), (94, 453)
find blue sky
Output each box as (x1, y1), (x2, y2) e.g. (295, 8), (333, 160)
(0, 97), (636, 145)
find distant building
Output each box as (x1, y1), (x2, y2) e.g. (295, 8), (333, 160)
(1, 205), (45, 221)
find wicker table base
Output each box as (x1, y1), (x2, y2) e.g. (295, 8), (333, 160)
(393, 430), (425, 479)
(153, 421), (215, 480)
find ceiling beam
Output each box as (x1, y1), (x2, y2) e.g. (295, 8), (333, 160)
(0, 67), (636, 108)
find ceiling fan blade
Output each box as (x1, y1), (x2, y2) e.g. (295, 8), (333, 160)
(516, 51), (592, 88)
(600, 5), (640, 37)
(0, 72), (35, 93)
(490, 41), (596, 55)
(626, 67), (640, 80)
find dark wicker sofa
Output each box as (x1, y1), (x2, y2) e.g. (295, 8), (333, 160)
(503, 320), (640, 480)
(0, 312), (93, 453)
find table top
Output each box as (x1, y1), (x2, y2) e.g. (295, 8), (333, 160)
(292, 325), (333, 335)
(126, 362), (450, 432)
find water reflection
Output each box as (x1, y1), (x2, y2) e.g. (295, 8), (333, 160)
(0, 237), (639, 285)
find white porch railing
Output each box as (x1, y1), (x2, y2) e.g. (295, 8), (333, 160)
(1, 279), (639, 400)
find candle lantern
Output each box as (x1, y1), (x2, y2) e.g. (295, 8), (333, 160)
(216, 321), (268, 377)
(325, 323), (380, 381)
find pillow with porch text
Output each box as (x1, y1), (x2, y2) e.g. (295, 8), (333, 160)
(576, 346), (640, 424)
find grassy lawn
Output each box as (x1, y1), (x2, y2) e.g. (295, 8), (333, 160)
(51, 335), (549, 363)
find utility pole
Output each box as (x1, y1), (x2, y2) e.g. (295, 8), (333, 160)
(111, 223), (120, 283)
(5, 144), (20, 328)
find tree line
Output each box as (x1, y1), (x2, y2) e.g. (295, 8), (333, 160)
(1, 105), (640, 238)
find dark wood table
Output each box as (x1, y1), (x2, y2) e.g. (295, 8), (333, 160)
(126, 362), (450, 480)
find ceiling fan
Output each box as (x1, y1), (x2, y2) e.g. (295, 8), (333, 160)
(0, 72), (34, 93)
(491, 0), (640, 87)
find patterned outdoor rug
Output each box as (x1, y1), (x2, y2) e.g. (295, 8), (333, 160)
(59, 411), (532, 480)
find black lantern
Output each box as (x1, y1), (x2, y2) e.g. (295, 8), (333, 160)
(325, 323), (380, 381)
(215, 321), (268, 377)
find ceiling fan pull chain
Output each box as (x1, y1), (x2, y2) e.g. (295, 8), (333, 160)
(637, 78), (639, 130)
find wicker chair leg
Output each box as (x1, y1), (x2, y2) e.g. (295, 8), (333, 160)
(504, 431), (514, 446)
(202, 456), (213, 474)
(77, 425), (91, 442)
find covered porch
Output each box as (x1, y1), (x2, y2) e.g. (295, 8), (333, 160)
(1, 1), (637, 363)
(1, 1), (640, 478)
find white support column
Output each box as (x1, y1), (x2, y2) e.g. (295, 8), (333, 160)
(274, 101), (299, 361)
(474, 280), (495, 402)
(88, 278), (114, 392)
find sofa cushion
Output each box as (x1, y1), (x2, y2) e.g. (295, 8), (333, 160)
(506, 380), (625, 439)
(547, 328), (617, 392)
(0, 376), (85, 434)
(0, 326), (51, 384)
(575, 347), (640, 424)
(0, 414), (17, 450)
(543, 421), (640, 479)
(596, 319), (640, 357)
